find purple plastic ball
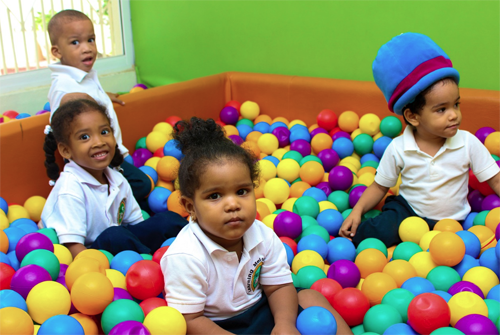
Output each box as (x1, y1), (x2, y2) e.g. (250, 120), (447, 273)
(496, 224), (500, 241)
(290, 139), (311, 157)
(448, 281), (484, 299)
(273, 211), (302, 239)
(327, 259), (360, 288)
(113, 287), (134, 301)
(475, 127), (496, 144)
(219, 106), (239, 125)
(15, 232), (54, 263)
(349, 185), (367, 208)
(10, 264), (52, 299)
(35, 110), (49, 115)
(228, 135), (244, 146)
(468, 190), (485, 213)
(133, 83), (148, 90)
(109, 320), (151, 335)
(132, 148), (153, 168)
(310, 127), (328, 138)
(328, 166), (353, 191)
(331, 131), (351, 142)
(317, 149), (339, 172)
(272, 127), (291, 147)
(481, 194), (500, 211)
(59, 263), (68, 278)
(316, 182), (332, 197)
(455, 314), (498, 335)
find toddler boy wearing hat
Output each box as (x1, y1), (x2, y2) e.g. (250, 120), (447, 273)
(339, 32), (500, 247)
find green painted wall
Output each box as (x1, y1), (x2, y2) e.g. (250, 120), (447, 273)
(130, 1), (499, 90)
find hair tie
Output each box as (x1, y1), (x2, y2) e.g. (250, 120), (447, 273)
(44, 125), (52, 135)
(48, 180), (56, 186)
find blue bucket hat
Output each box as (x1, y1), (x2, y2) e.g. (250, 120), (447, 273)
(372, 32), (460, 115)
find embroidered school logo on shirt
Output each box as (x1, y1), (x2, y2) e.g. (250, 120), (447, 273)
(246, 257), (264, 293)
(117, 198), (126, 225)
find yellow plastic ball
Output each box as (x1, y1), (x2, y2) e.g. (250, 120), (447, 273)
(257, 160), (277, 181)
(289, 119), (307, 129)
(75, 249), (110, 270)
(291, 250), (324, 275)
(223, 125), (239, 137)
(277, 159), (300, 183)
(429, 231), (466, 267)
(359, 113), (381, 136)
(263, 178), (290, 205)
(462, 266), (500, 297)
(240, 101), (260, 120)
(382, 259), (417, 287)
(258, 133), (279, 155)
(130, 86), (145, 93)
(146, 131), (168, 153)
(261, 213), (277, 230)
(323, 264), (330, 276)
(358, 173), (375, 187)
(143, 306), (187, 335)
(319, 201), (337, 212)
(0, 307), (34, 335)
(448, 291), (488, 326)
(157, 180), (174, 191)
(357, 166), (377, 178)
(70, 313), (99, 335)
(309, 124), (319, 132)
(152, 122), (174, 137)
(409, 251), (437, 277)
(311, 133), (333, 154)
(71, 272), (114, 315)
(338, 111), (360, 133)
(468, 225), (495, 250)
(281, 198), (298, 212)
(144, 156), (161, 169)
(53, 244), (73, 265)
(7, 204), (30, 223)
(433, 218), (463, 233)
(399, 216), (430, 244)
(356, 278), (364, 290)
(23, 196), (46, 222)
(299, 161), (325, 186)
(350, 128), (362, 140)
(105, 268), (127, 289)
(485, 207), (500, 233)
(256, 201), (271, 219)
(339, 161), (358, 174)
(27, 281), (71, 324)
(341, 157), (361, 170)
(484, 131), (500, 156)
(372, 132), (383, 141)
(156, 156), (180, 182)
(272, 148), (288, 160)
(419, 231), (441, 251)
(0, 211), (9, 230)
(1, 115), (11, 123)
(254, 178), (266, 199)
(257, 198), (277, 214)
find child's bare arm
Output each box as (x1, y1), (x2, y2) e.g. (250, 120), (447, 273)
(183, 311), (233, 335)
(106, 92), (125, 106)
(263, 283), (301, 335)
(339, 181), (389, 240)
(64, 242), (87, 258)
(487, 171), (500, 196)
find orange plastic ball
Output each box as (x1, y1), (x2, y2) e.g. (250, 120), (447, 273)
(70, 313), (99, 335)
(241, 141), (261, 158)
(290, 181), (311, 198)
(254, 178), (266, 199)
(0, 230), (8, 254)
(156, 156), (180, 182)
(468, 225), (495, 252)
(361, 272), (398, 306)
(75, 249), (110, 270)
(311, 133), (333, 154)
(273, 116), (289, 125)
(355, 249), (388, 278)
(484, 131), (500, 156)
(65, 257), (106, 291)
(485, 207), (500, 233)
(246, 131), (263, 143)
(254, 114), (272, 124)
(71, 272), (114, 315)
(338, 111), (360, 133)
(167, 190), (188, 217)
(299, 161), (325, 186)
(433, 218), (463, 233)
(382, 259), (418, 287)
(223, 125), (239, 136)
(256, 201), (271, 219)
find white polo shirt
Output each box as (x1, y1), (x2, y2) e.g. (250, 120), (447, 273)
(48, 63), (128, 156)
(41, 161), (143, 246)
(375, 126), (499, 220)
(161, 220), (292, 321)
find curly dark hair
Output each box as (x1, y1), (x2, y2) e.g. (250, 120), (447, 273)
(43, 99), (123, 181)
(173, 117), (259, 199)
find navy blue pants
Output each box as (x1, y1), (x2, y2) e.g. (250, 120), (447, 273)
(351, 195), (438, 248)
(90, 211), (188, 255)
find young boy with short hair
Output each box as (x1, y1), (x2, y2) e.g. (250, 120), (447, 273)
(47, 9), (151, 207)
(340, 32), (500, 247)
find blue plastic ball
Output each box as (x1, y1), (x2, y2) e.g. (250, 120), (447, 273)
(327, 237), (356, 263)
(431, 290), (452, 302)
(10, 218), (38, 232)
(283, 243), (294, 267)
(290, 126), (311, 143)
(360, 153), (380, 165)
(43, 101), (51, 111)
(455, 230), (481, 259)
(123, 154), (134, 165)
(148, 187), (172, 213)
(15, 113), (31, 119)
(4, 227), (27, 253)
(38, 315), (84, 335)
(138, 165), (158, 185)
(0, 251), (11, 266)
(383, 323), (418, 335)
(161, 237), (176, 247)
(373, 136), (392, 159)
(163, 139), (184, 160)
(479, 248), (499, 276)
(303, 187), (327, 203)
(262, 155), (280, 167)
(110, 250), (143, 276)
(452, 254), (480, 278)
(254, 121), (271, 133)
(269, 121), (287, 133)
(463, 212), (477, 230)
(401, 277), (435, 296)
(6, 251), (20, 271)
(486, 284), (499, 302)
(297, 234), (328, 260)
(236, 124), (253, 140)
(332, 137), (354, 159)
(317, 209), (343, 237)
(0, 289), (28, 311)
(296, 306), (337, 335)
(0, 196), (7, 214)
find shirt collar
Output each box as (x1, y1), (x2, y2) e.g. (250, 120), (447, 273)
(49, 62), (97, 83)
(403, 125), (464, 151)
(64, 160), (122, 187)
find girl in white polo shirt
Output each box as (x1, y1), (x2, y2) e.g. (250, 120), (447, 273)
(161, 117), (351, 335)
(41, 99), (187, 258)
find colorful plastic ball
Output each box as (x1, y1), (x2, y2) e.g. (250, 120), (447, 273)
(270, 126), (289, 147)
(426, 266), (461, 292)
(113, 287), (133, 301)
(327, 190), (350, 213)
(468, 191), (485, 213)
(383, 323), (418, 335)
(148, 187), (172, 213)
(452, 254), (480, 278)
(38, 314), (85, 335)
(331, 287), (370, 327)
(407, 292), (451, 334)
(401, 276), (435, 296)
(139, 297), (168, 317)
(289, 139), (311, 157)
(164, 115), (182, 127)
(328, 166), (353, 191)
(125, 260), (164, 300)
(4, 227), (26, 253)
(106, 268), (126, 289)
(110, 250), (143, 276)
(372, 136), (392, 159)
(143, 305), (186, 335)
(10, 264), (52, 299)
(296, 306), (337, 335)
(0, 307), (34, 335)
(455, 230), (481, 259)
(487, 284), (500, 301)
(26, 281), (71, 324)
(293, 196), (320, 218)
(71, 272), (114, 315)
(299, 161), (325, 186)
(310, 278), (342, 307)
(479, 247), (499, 275)
(362, 272), (398, 306)
(475, 126), (496, 144)
(239, 100), (259, 120)
(296, 265), (327, 289)
(485, 207), (500, 232)
(327, 237), (356, 263)
(273, 210), (302, 239)
(15, 232), (54, 262)
(317, 149), (340, 172)
(316, 209), (343, 237)
(300, 224), (330, 243)
(254, 121), (271, 134)
(381, 288), (415, 323)
(146, 131), (169, 156)
(482, 195), (500, 212)
(448, 281), (484, 298)
(109, 320), (151, 335)
(219, 106), (239, 125)
(359, 113), (381, 136)
(0, 289), (27, 312)
(36, 228), (59, 244)
(6, 205), (30, 222)
(5, 251), (19, 271)
(332, 137), (354, 159)
(462, 266), (499, 297)
(292, 250), (324, 275)
(380, 116), (403, 138)
(484, 131), (500, 156)
(448, 291), (489, 326)
(101, 299), (145, 335)
(20, 249), (60, 280)
(455, 313), (498, 335)
(303, 187), (327, 203)
(23, 195), (46, 222)
(327, 259), (360, 288)
(69, 313), (98, 335)
(382, 260), (417, 288)
(132, 148), (153, 167)
(362, 304), (402, 335)
(317, 109), (338, 131)
(409, 251), (438, 278)
(399, 216), (430, 244)
(337, 111), (359, 133)
(355, 249), (388, 279)
(429, 232), (466, 267)
(10, 219), (38, 235)
(297, 234), (328, 259)
(290, 126), (311, 144)
(349, 185), (367, 208)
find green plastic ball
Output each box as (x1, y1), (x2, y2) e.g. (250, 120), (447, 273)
(327, 191), (350, 213)
(135, 137), (147, 150)
(101, 299), (145, 334)
(293, 196), (320, 218)
(356, 237), (388, 257)
(236, 118), (254, 127)
(141, 210), (150, 220)
(392, 241), (423, 262)
(351, 324), (365, 335)
(360, 161), (379, 169)
(273, 209), (287, 215)
(36, 228), (59, 244)
(141, 254), (153, 260)
(353, 133), (374, 156)
(301, 215), (319, 232)
(492, 154), (499, 161)
(282, 150), (303, 164)
(292, 272), (300, 288)
(363, 304), (403, 335)
(430, 327), (465, 335)
(426, 266), (461, 292)
(381, 288), (415, 323)
(20, 249), (60, 280)
(300, 155), (323, 166)
(473, 210), (489, 226)
(484, 299), (500, 323)
(296, 265), (327, 289)
(380, 116), (403, 138)
(342, 209), (353, 220)
(363, 209), (381, 220)
(300, 225), (330, 243)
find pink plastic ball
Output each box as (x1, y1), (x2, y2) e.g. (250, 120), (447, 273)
(219, 106), (239, 125)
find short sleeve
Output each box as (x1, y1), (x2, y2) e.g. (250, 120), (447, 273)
(374, 140), (402, 188)
(259, 232), (293, 286)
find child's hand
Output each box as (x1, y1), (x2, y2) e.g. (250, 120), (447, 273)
(271, 322), (301, 335)
(339, 212), (362, 241)
(107, 92), (125, 106)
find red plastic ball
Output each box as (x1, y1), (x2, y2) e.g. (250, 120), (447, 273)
(0, 262), (16, 290)
(3, 110), (19, 119)
(331, 287), (370, 327)
(225, 100), (241, 112)
(139, 297), (168, 316)
(310, 278), (342, 307)
(279, 236), (298, 255)
(152, 246), (169, 264)
(125, 260), (164, 300)
(477, 180), (495, 196)
(317, 109), (338, 131)
(165, 116), (182, 128)
(469, 170), (480, 191)
(407, 292), (451, 335)
(153, 147), (165, 158)
(215, 119), (226, 127)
